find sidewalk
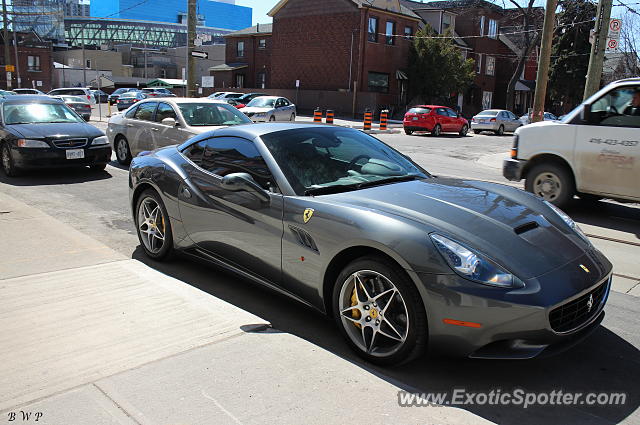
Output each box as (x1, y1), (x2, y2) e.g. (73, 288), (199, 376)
(0, 192), (488, 424)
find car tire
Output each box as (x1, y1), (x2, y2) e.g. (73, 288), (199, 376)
(459, 124), (468, 137)
(495, 125), (505, 136)
(332, 256), (428, 366)
(1, 142), (20, 177)
(473, 130), (481, 134)
(525, 162), (575, 209)
(115, 136), (132, 165)
(135, 189), (174, 261)
(290, 113), (296, 121)
(404, 128), (413, 135)
(90, 163), (107, 171)
(269, 116), (276, 122)
(431, 124), (441, 137)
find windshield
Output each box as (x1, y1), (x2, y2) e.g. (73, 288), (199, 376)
(408, 107), (431, 114)
(261, 127), (429, 195)
(178, 103), (252, 126)
(3, 103), (83, 124)
(477, 109), (500, 116)
(246, 98), (276, 108)
(62, 96), (87, 103)
(120, 92), (139, 99)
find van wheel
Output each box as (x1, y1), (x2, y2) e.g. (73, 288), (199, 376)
(525, 162), (575, 208)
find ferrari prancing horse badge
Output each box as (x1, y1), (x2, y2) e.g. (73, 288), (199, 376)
(303, 208), (314, 224)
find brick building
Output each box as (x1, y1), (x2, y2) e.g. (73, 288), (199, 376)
(210, 23), (272, 89)
(0, 31), (53, 92)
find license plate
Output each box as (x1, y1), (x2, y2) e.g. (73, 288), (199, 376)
(479, 119), (486, 123)
(66, 149), (85, 160)
(412, 117), (418, 121)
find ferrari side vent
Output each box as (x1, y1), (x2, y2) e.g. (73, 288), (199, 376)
(514, 221), (539, 235)
(289, 226), (319, 253)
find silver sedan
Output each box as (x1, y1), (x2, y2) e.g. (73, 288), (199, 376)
(107, 98), (252, 165)
(239, 96), (297, 122)
(471, 109), (522, 135)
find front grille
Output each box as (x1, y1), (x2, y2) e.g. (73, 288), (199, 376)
(52, 138), (87, 149)
(549, 278), (609, 333)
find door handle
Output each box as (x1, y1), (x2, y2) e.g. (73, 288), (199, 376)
(151, 128), (159, 132)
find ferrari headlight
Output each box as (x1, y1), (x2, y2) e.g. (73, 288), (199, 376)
(17, 139), (49, 148)
(543, 200), (589, 243)
(430, 234), (522, 288)
(91, 136), (109, 146)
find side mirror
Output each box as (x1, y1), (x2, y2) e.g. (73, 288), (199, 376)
(161, 117), (177, 127)
(581, 104), (593, 123)
(220, 172), (270, 202)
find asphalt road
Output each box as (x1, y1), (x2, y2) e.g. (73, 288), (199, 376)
(0, 120), (638, 424)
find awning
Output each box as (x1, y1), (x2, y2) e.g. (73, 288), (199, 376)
(515, 80), (536, 92)
(396, 70), (408, 80)
(208, 63), (249, 72)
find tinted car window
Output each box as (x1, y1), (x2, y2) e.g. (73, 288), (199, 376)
(436, 108), (448, 116)
(446, 109), (458, 117)
(50, 89), (85, 97)
(198, 137), (273, 189)
(408, 107), (431, 114)
(125, 105), (139, 118)
(182, 141), (206, 166)
(177, 103), (251, 126)
(156, 103), (177, 122)
(133, 102), (157, 121)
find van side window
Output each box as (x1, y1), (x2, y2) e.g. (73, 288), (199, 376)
(591, 86), (640, 128)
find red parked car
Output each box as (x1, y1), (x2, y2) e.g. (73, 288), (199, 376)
(403, 105), (469, 136)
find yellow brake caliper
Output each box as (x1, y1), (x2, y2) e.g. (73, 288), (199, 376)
(351, 287), (362, 329)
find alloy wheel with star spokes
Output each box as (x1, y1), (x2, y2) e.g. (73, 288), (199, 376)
(339, 270), (409, 357)
(135, 190), (173, 260)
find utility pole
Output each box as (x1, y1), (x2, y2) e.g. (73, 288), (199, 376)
(12, 30), (19, 88)
(583, 0), (613, 100)
(531, 0), (557, 123)
(82, 40), (87, 87)
(186, 0), (196, 97)
(2, 0), (10, 89)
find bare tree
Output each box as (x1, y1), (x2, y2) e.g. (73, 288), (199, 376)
(616, 9), (640, 79)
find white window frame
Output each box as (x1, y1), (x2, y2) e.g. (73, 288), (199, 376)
(486, 56), (495, 76)
(237, 41), (245, 58)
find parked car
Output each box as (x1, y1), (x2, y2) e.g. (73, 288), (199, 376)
(403, 105), (469, 136)
(471, 109), (522, 135)
(14, 88), (45, 95)
(0, 95), (111, 176)
(504, 78), (640, 208)
(53, 95), (92, 121)
(209, 92), (244, 100)
(240, 96), (296, 122)
(0, 89), (16, 98)
(108, 88), (137, 105)
(140, 88), (176, 98)
(116, 91), (148, 111)
(47, 88), (96, 105)
(128, 123), (612, 365)
(519, 112), (558, 125)
(91, 89), (109, 103)
(107, 98), (252, 165)
(234, 92), (267, 108)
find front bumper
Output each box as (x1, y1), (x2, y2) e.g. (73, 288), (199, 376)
(503, 158), (525, 181)
(12, 146), (112, 169)
(417, 257), (612, 359)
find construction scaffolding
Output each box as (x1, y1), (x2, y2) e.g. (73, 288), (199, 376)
(11, 0), (65, 42)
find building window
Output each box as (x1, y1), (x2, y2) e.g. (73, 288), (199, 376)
(236, 74), (245, 88)
(368, 16), (378, 42)
(482, 91), (493, 109)
(160, 69), (167, 78)
(368, 72), (389, 93)
(479, 16), (485, 36)
(258, 39), (266, 49)
(488, 19), (498, 39)
(476, 53), (483, 74)
(27, 55), (40, 71)
(257, 71), (266, 89)
(404, 26), (412, 40)
(442, 14), (452, 32)
(486, 56), (495, 76)
(385, 21), (395, 45)
(237, 41), (245, 57)
(86, 59), (92, 69)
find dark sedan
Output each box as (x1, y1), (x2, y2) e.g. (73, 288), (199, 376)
(129, 124), (612, 365)
(108, 88), (136, 105)
(117, 91), (147, 111)
(53, 95), (92, 121)
(0, 96), (111, 176)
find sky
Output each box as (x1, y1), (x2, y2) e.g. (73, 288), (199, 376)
(235, 0), (278, 25)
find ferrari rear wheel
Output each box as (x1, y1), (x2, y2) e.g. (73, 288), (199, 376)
(135, 189), (173, 261)
(333, 257), (427, 365)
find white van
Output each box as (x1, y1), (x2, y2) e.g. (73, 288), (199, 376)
(503, 78), (640, 207)
(47, 88), (96, 105)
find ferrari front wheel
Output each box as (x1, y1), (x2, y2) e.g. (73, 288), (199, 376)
(333, 257), (428, 365)
(135, 189), (174, 261)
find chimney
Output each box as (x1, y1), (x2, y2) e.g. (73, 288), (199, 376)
(257, 23), (260, 33)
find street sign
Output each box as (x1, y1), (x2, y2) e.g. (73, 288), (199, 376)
(295, 79), (300, 88)
(606, 38), (619, 52)
(194, 38), (202, 47)
(191, 50), (208, 59)
(202, 75), (214, 88)
(5, 64), (14, 72)
(608, 18), (621, 39)
(36, 80), (43, 87)
(6, 71), (11, 87)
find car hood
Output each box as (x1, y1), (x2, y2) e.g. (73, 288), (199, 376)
(8, 122), (104, 139)
(325, 177), (600, 280)
(240, 107), (274, 114)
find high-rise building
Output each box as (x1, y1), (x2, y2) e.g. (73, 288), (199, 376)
(65, 0), (90, 17)
(12, 0), (66, 42)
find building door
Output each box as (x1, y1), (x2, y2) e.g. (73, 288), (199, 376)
(236, 74), (245, 88)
